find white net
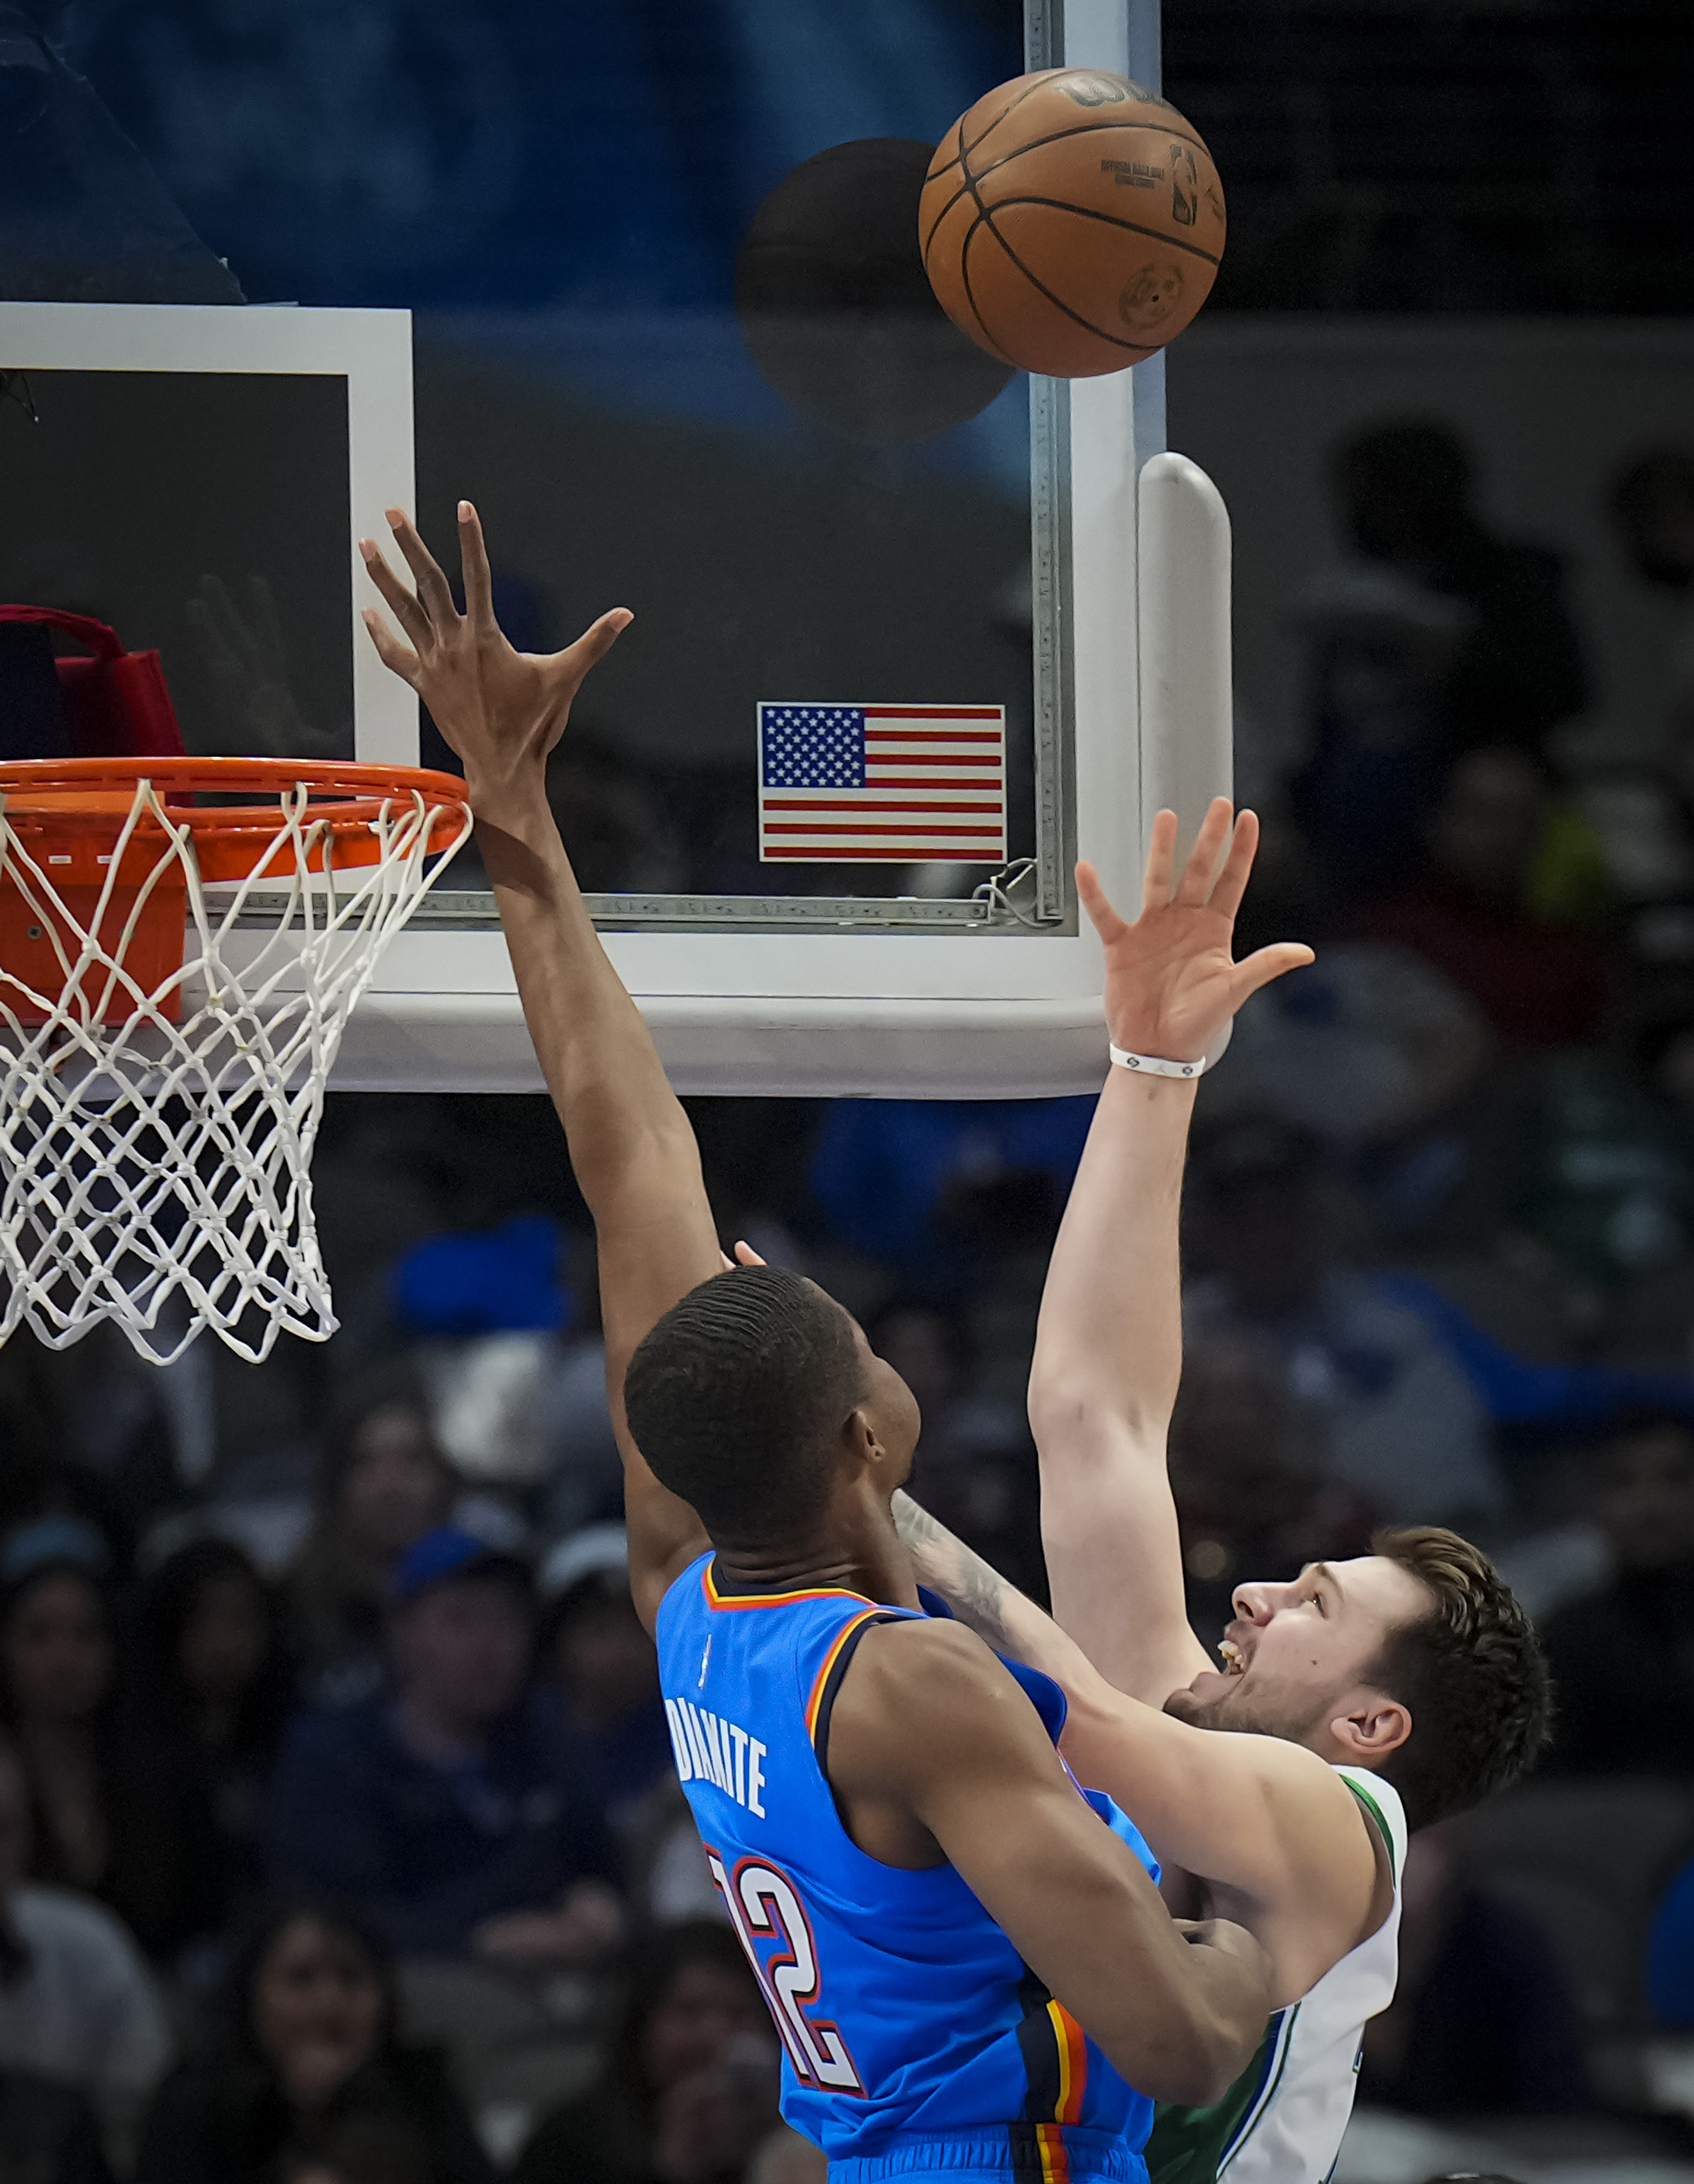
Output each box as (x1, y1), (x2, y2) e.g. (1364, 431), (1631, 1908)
(0, 766), (472, 1363)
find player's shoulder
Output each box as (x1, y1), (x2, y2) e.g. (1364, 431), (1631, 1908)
(1200, 1723), (1372, 1828)
(827, 1613), (1048, 1794)
(840, 1611), (1023, 1723)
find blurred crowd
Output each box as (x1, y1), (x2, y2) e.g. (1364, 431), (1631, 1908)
(7, 419), (1694, 2177)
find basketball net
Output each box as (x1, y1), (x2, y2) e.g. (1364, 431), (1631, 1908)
(0, 761), (472, 1363)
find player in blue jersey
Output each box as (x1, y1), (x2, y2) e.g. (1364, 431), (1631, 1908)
(361, 506), (1273, 2184)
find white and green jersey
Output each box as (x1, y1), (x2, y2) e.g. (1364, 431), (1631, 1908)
(1146, 1766), (1406, 2184)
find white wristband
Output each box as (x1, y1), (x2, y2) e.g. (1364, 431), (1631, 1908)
(1108, 1043), (1213, 1079)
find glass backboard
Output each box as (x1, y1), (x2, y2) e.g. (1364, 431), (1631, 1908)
(0, 0), (1231, 1097)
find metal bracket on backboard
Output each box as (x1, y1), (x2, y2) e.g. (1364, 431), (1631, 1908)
(349, 888), (1006, 937)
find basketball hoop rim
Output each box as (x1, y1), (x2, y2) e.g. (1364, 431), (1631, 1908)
(0, 756), (470, 867)
(0, 755), (468, 819)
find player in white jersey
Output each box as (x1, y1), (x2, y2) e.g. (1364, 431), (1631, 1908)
(895, 802), (1550, 2184)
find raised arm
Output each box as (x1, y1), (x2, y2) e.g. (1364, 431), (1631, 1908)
(829, 1615), (1272, 2103)
(361, 504), (713, 1627)
(1032, 804), (1311, 1706)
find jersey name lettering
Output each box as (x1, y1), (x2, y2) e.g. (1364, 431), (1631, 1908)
(665, 1694), (767, 1814)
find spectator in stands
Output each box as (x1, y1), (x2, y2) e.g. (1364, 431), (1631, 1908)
(538, 1529), (672, 1843)
(1183, 1122), (1505, 1526)
(1195, 940), (1493, 1152)
(265, 1528), (621, 1959)
(1293, 419), (1585, 902)
(1539, 1411), (1694, 1775)
(512, 1921), (780, 2184)
(1351, 746), (1608, 1048)
(0, 1518), (211, 1956)
(0, 1730), (172, 2146)
(130, 1539), (294, 1938)
(290, 1372), (458, 1708)
(134, 1892), (491, 2184)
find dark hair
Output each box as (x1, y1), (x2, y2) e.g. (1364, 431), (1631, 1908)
(224, 1890), (400, 2067)
(623, 1268), (862, 1544)
(1365, 1527), (1552, 1832)
(318, 1366), (452, 1517)
(611, 1919), (763, 2115)
(131, 1537), (294, 1757)
(0, 1561), (110, 1728)
(0, 1568), (208, 1954)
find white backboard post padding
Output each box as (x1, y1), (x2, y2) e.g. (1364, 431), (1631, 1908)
(1137, 452), (1235, 870)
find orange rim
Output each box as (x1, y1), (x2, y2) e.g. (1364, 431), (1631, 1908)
(0, 758), (470, 883)
(0, 755), (468, 815)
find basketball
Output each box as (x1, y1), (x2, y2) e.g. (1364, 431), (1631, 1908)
(919, 69), (1226, 379)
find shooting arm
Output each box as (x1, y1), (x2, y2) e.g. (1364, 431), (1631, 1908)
(466, 769), (717, 1624)
(1032, 812), (1311, 1707)
(361, 507), (716, 1626)
(830, 1619), (1270, 2104)
(1029, 1067), (1211, 1705)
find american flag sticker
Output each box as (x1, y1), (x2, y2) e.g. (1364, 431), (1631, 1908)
(757, 703), (1008, 864)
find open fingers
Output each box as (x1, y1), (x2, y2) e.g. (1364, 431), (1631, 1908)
(572, 606), (634, 665)
(458, 501), (496, 633)
(733, 1240), (768, 1267)
(1229, 940), (1314, 1008)
(551, 606), (634, 693)
(385, 508), (458, 627)
(360, 608), (421, 688)
(1206, 808), (1262, 924)
(1140, 810), (1178, 913)
(359, 539), (432, 650)
(1076, 860), (1130, 946)
(1173, 796), (1235, 906)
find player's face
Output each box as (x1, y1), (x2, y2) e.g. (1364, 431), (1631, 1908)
(1164, 1554), (1430, 1751)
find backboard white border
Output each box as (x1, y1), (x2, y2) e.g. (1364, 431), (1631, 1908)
(0, 299), (417, 765)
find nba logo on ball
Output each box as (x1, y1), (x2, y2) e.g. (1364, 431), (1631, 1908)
(919, 69), (1226, 379)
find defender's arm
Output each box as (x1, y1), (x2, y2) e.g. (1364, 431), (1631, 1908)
(361, 505), (714, 1628)
(1031, 805), (1311, 1707)
(827, 1617), (1272, 2106)
(895, 1497), (1379, 2002)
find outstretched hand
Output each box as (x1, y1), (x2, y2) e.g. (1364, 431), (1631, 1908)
(1080, 799), (1313, 1064)
(360, 501), (631, 800)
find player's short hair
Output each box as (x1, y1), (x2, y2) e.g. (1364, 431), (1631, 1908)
(624, 1266), (863, 1547)
(1365, 1526), (1551, 1832)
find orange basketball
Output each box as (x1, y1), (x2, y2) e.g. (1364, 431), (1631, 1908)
(919, 69), (1226, 379)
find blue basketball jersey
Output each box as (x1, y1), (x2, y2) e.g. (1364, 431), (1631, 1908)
(655, 1553), (1159, 2184)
